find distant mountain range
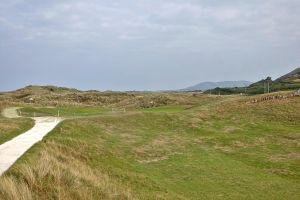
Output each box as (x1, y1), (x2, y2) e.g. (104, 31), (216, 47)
(2, 68), (299, 96)
(182, 81), (252, 91)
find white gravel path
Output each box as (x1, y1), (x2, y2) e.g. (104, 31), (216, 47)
(0, 117), (61, 175)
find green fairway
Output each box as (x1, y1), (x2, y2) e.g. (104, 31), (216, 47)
(19, 106), (111, 117)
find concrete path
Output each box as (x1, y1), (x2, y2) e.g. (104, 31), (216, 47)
(0, 117), (61, 175)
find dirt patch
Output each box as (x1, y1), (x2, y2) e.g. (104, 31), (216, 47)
(232, 140), (255, 148)
(134, 135), (190, 163)
(222, 126), (241, 134)
(267, 168), (295, 176)
(213, 144), (234, 153)
(119, 132), (142, 144)
(138, 156), (169, 164)
(270, 152), (300, 162)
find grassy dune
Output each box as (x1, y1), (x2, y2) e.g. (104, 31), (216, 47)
(0, 94), (299, 199)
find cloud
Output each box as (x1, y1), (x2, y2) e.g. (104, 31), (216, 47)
(0, 0), (299, 90)
(1, 0), (299, 47)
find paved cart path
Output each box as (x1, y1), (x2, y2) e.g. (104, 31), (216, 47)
(0, 117), (61, 175)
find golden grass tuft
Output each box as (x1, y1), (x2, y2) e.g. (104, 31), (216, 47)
(0, 177), (33, 200)
(0, 141), (136, 200)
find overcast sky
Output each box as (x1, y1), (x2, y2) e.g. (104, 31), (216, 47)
(0, 0), (299, 91)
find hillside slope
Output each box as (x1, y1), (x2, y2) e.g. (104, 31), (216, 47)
(205, 68), (300, 95)
(276, 67), (300, 83)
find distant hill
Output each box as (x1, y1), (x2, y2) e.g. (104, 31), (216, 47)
(183, 81), (252, 91)
(204, 67), (300, 95)
(15, 85), (81, 95)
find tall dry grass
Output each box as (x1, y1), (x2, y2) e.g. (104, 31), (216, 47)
(0, 140), (135, 200)
(0, 178), (33, 200)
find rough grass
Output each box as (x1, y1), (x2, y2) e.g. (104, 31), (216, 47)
(0, 94), (299, 199)
(141, 105), (191, 113)
(0, 105), (34, 145)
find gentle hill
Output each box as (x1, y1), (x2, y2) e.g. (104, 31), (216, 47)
(183, 81), (252, 91)
(15, 85), (81, 95)
(276, 67), (300, 83)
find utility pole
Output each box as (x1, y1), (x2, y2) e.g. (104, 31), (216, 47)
(267, 81), (270, 93)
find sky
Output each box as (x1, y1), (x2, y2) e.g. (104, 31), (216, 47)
(0, 0), (300, 91)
